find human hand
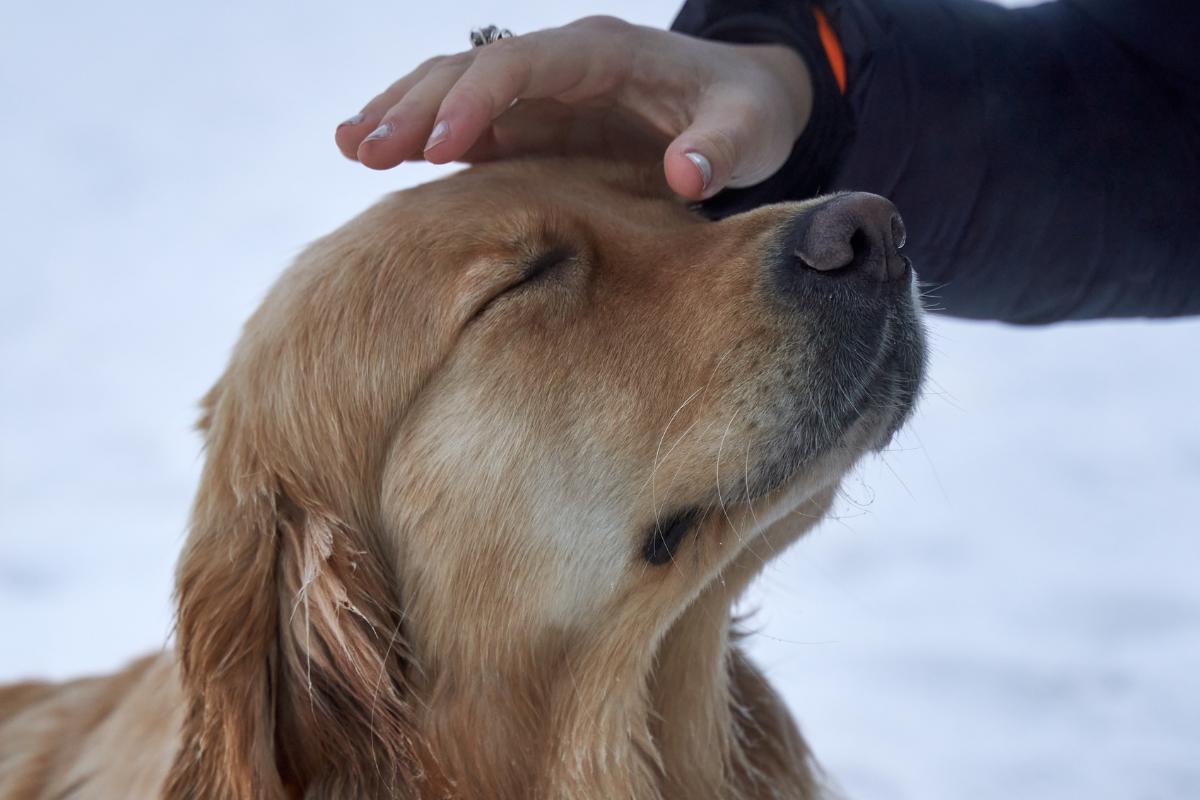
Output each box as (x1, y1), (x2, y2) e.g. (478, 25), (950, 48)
(334, 16), (813, 200)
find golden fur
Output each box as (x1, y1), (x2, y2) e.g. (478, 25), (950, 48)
(0, 158), (925, 799)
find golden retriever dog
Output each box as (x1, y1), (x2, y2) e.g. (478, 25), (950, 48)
(0, 158), (926, 799)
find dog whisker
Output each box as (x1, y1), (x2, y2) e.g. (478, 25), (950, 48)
(715, 408), (769, 570)
(644, 343), (741, 530)
(648, 384), (704, 537)
(742, 436), (780, 564)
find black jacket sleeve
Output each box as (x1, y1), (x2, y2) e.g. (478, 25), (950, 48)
(672, 0), (1200, 324)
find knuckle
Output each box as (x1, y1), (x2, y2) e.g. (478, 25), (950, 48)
(470, 44), (509, 71)
(705, 129), (739, 171)
(484, 35), (523, 56)
(475, 40), (529, 77)
(445, 80), (491, 114)
(367, 89), (399, 114)
(572, 15), (632, 35)
(417, 54), (447, 72)
(425, 52), (472, 74)
(469, 50), (530, 99)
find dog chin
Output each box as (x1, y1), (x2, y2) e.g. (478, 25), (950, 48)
(740, 413), (875, 518)
(748, 340), (926, 509)
(728, 432), (872, 547)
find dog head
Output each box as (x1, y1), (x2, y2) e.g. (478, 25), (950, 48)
(166, 159), (926, 798)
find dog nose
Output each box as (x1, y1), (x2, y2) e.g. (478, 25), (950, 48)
(788, 192), (908, 282)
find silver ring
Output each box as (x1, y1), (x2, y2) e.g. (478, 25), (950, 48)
(470, 25), (514, 48)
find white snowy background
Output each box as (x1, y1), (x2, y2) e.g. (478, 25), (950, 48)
(2, 1), (1197, 798)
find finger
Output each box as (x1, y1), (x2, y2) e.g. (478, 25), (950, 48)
(664, 131), (734, 202)
(455, 100), (575, 162)
(334, 55), (462, 162)
(455, 101), (666, 166)
(356, 59), (473, 170)
(425, 27), (628, 164)
(663, 93), (761, 200)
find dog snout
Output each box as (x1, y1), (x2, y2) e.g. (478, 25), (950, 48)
(783, 192), (909, 283)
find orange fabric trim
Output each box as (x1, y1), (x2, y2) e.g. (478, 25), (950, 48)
(812, 7), (847, 94)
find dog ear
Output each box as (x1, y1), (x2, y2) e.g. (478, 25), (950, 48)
(163, 381), (426, 799)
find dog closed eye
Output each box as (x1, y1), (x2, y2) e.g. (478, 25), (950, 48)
(470, 245), (578, 322)
(520, 245), (577, 287)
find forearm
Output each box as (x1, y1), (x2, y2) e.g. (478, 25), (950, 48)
(831, 0), (1200, 322)
(675, 0), (1200, 323)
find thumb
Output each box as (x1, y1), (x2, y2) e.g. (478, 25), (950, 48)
(665, 88), (772, 200)
(664, 118), (740, 201)
(664, 89), (797, 201)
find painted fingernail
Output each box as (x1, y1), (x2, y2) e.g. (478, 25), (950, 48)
(424, 120), (450, 152)
(364, 122), (392, 142)
(338, 112), (365, 128)
(685, 151), (713, 191)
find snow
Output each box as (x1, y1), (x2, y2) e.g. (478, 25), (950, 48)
(2, 1), (1197, 798)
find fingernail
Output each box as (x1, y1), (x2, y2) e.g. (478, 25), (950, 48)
(685, 151), (713, 191)
(424, 120), (450, 152)
(364, 122), (392, 142)
(338, 112), (365, 128)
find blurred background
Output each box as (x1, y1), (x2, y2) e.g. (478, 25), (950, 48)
(2, 1), (1197, 798)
